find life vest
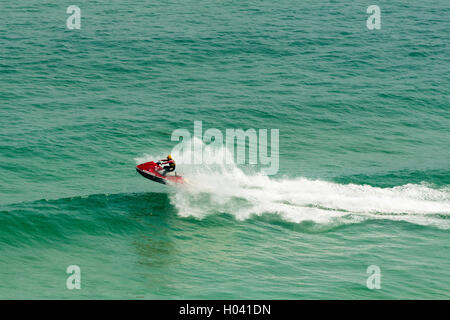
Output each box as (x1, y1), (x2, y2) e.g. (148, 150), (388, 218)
(167, 159), (176, 168)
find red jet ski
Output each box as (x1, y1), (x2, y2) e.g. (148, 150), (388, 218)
(136, 161), (184, 185)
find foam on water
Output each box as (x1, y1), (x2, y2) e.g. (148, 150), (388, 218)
(136, 139), (450, 229)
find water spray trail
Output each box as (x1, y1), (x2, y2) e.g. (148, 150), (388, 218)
(136, 139), (450, 229)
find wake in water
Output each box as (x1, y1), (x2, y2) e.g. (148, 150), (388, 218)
(136, 139), (450, 229)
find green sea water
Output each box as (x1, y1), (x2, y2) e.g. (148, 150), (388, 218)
(1, 1), (449, 299)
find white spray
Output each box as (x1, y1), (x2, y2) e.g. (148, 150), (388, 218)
(136, 139), (450, 229)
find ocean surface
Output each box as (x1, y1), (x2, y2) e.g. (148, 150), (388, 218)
(1, 1), (449, 299)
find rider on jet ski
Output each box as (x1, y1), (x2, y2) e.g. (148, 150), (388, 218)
(157, 155), (176, 176)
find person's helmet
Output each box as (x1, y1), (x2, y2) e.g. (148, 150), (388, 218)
(167, 154), (172, 160)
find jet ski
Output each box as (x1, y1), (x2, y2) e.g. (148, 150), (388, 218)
(136, 161), (184, 185)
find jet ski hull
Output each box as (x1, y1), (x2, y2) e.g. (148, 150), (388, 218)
(136, 161), (183, 185)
